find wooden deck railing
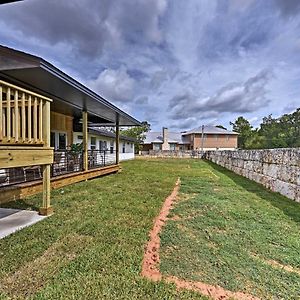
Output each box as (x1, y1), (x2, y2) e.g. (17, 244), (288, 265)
(0, 80), (52, 145)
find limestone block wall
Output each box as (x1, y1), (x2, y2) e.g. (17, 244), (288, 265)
(141, 150), (201, 158)
(205, 148), (300, 202)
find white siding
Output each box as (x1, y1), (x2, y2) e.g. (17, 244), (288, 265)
(73, 132), (135, 161)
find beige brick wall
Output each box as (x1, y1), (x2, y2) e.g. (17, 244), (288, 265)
(192, 134), (238, 149)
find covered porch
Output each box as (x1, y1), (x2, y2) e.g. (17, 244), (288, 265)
(0, 45), (140, 213)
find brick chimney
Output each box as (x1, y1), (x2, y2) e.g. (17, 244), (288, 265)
(162, 127), (169, 150)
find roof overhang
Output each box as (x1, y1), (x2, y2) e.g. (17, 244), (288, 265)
(0, 1), (23, 4)
(0, 45), (141, 127)
(182, 131), (238, 136)
(88, 128), (136, 142)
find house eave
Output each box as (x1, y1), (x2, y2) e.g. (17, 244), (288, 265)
(0, 45), (141, 127)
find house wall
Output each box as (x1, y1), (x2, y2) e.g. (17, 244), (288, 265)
(205, 148), (300, 202)
(73, 132), (135, 161)
(178, 144), (190, 150)
(142, 143), (187, 152)
(192, 134), (237, 150)
(142, 144), (153, 152)
(50, 111), (73, 147)
(120, 152), (135, 161)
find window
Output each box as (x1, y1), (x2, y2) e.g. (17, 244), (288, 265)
(99, 140), (107, 151)
(50, 132), (56, 148)
(51, 131), (67, 150)
(153, 143), (162, 150)
(58, 133), (67, 149)
(77, 135), (83, 140)
(169, 143), (176, 151)
(226, 135), (230, 141)
(122, 142), (126, 153)
(214, 134), (218, 140)
(110, 140), (114, 154)
(91, 137), (96, 150)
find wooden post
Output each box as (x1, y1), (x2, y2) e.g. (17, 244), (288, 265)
(28, 95), (32, 142)
(21, 93), (26, 142)
(33, 97), (37, 142)
(83, 110), (88, 171)
(0, 85), (2, 141)
(7, 87), (11, 141)
(14, 90), (19, 142)
(116, 114), (120, 165)
(39, 100), (53, 216)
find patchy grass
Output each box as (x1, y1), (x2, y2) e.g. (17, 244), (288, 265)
(0, 159), (208, 300)
(160, 161), (300, 299)
(1, 159), (299, 299)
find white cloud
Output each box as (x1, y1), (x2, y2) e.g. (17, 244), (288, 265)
(0, 0), (299, 131)
(87, 67), (135, 104)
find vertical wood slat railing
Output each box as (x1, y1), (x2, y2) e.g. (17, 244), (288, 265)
(0, 80), (52, 145)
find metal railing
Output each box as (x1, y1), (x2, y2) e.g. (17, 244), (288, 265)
(0, 165), (42, 186)
(88, 150), (116, 169)
(0, 149), (118, 187)
(51, 150), (84, 177)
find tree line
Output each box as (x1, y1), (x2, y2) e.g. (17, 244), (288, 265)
(230, 108), (300, 149)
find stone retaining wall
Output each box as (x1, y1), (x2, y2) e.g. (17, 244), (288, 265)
(140, 150), (202, 158)
(205, 148), (300, 202)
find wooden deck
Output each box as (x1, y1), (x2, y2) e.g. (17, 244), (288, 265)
(0, 164), (120, 205)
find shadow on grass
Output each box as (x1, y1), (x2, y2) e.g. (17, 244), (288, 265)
(0, 199), (39, 212)
(206, 160), (300, 224)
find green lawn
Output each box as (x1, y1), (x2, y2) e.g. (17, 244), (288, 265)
(160, 161), (300, 299)
(0, 159), (299, 300)
(0, 159), (206, 300)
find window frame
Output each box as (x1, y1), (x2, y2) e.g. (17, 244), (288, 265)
(50, 131), (68, 150)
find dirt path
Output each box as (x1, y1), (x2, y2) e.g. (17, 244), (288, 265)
(141, 178), (260, 300)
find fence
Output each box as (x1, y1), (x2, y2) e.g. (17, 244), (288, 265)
(141, 150), (204, 158)
(0, 149), (117, 187)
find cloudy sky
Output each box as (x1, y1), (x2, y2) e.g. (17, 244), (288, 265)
(0, 0), (299, 131)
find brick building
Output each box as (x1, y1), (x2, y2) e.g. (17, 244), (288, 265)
(141, 126), (238, 152)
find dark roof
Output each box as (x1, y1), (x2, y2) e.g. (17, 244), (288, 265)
(0, 1), (23, 4)
(143, 131), (189, 144)
(89, 128), (136, 143)
(0, 45), (141, 127)
(182, 125), (238, 136)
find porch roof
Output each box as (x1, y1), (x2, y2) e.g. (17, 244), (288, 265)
(88, 128), (136, 143)
(0, 45), (141, 127)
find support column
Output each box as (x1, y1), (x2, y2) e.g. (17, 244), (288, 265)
(116, 114), (120, 165)
(83, 110), (88, 171)
(39, 100), (53, 216)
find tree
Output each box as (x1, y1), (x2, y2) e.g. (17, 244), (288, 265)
(121, 121), (151, 153)
(258, 109), (300, 148)
(244, 131), (266, 149)
(230, 107), (300, 149)
(230, 117), (253, 149)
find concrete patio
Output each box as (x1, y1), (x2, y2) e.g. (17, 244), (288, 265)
(0, 208), (46, 239)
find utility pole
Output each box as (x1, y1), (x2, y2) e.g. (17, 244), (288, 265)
(201, 125), (204, 156)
